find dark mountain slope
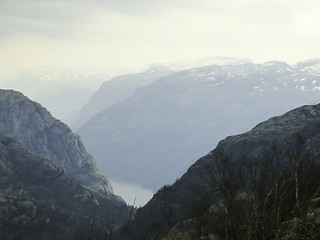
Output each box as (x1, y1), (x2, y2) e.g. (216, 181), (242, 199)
(127, 103), (320, 239)
(0, 131), (128, 240)
(0, 89), (113, 196)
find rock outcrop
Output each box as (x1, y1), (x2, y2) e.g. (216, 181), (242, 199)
(0, 130), (128, 240)
(0, 89), (113, 196)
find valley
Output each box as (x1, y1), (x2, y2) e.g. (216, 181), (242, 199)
(1, 58), (320, 239)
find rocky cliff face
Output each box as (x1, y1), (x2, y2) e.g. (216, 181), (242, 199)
(128, 103), (320, 239)
(0, 89), (113, 196)
(0, 131), (128, 240)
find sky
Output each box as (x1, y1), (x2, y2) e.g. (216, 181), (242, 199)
(1, 0), (320, 80)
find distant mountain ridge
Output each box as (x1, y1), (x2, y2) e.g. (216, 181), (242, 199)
(163, 56), (252, 71)
(72, 65), (173, 130)
(77, 59), (320, 190)
(0, 89), (114, 196)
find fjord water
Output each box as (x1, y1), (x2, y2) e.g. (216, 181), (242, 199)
(110, 181), (154, 207)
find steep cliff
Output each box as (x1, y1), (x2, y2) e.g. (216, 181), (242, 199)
(0, 131), (128, 240)
(0, 89), (113, 196)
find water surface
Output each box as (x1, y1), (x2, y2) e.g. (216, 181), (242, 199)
(111, 181), (154, 207)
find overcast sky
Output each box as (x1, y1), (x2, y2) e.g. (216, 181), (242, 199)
(1, 0), (320, 79)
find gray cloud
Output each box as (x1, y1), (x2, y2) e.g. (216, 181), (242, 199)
(0, 0), (319, 78)
(0, 0), (193, 22)
(0, 0), (310, 39)
(0, 0), (201, 41)
(0, 0), (96, 39)
(78, 0), (205, 15)
(0, 0), (88, 22)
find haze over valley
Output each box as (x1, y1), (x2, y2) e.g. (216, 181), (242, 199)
(1, 0), (320, 239)
(2, 57), (320, 204)
(2, 61), (320, 238)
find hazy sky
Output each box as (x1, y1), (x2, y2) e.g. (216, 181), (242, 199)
(1, 0), (320, 79)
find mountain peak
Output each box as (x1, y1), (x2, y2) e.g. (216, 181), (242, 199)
(0, 89), (113, 196)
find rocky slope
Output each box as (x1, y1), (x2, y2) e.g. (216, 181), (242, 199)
(77, 59), (320, 190)
(72, 65), (172, 130)
(0, 89), (113, 196)
(0, 131), (128, 240)
(127, 103), (320, 239)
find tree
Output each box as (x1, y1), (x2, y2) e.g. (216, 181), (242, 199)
(207, 153), (244, 240)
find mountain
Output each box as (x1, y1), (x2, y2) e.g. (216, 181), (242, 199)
(0, 89), (113, 196)
(127, 103), (320, 239)
(293, 58), (320, 75)
(164, 56), (252, 71)
(71, 65), (172, 130)
(0, 131), (128, 240)
(77, 60), (320, 190)
(72, 58), (251, 130)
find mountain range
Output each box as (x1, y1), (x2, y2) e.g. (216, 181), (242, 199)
(2, 58), (320, 239)
(2, 90), (320, 239)
(71, 65), (173, 130)
(77, 59), (320, 190)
